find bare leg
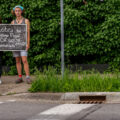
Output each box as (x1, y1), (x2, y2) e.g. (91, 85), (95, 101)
(15, 57), (22, 75)
(21, 56), (30, 76)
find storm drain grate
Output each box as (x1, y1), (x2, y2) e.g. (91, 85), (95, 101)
(79, 95), (106, 104)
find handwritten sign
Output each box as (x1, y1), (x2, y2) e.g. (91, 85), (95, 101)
(0, 24), (27, 51)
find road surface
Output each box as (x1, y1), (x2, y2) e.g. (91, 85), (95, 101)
(0, 97), (120, 120)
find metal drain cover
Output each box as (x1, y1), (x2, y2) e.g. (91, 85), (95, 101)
(79, 95), (106, 104)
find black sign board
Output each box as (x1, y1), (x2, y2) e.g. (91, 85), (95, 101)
(0, 24), (27, 51)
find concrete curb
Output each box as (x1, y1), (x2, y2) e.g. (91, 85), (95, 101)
(61, 92), (120, 103)
(2, 92), (120, 103)
(12, 92), (64, 101)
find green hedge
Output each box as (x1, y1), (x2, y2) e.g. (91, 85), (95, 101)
(0, 0), (120, 73)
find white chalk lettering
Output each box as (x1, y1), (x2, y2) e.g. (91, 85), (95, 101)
(0, 26), (13, 33)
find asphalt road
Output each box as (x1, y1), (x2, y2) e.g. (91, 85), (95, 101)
(0, 98), (120, 120)
(0, 99), (57, 120)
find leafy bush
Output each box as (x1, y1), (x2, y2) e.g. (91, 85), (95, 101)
(0, 0), (120, 74)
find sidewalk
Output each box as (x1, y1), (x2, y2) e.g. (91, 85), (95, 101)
(0, 76), (34, 95)
(0, 76), (67, 104)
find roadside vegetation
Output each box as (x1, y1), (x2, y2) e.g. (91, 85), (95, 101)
(29, 67), (120, 92)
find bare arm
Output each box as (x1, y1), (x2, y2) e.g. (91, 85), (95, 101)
(83, 0), (87, 4)
(25, 19), (30, 51)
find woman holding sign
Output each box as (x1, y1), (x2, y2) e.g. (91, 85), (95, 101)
(0, 17), (2, 84)
(11, 5), (31, 84)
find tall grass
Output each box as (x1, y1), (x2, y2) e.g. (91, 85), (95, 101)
(29, 67), (120, 92)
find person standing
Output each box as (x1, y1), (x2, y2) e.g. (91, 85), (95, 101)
(0, 17), (2, 84)
(11, 5), (31, 84)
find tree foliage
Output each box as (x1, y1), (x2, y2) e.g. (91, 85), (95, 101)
(0, 0), (120, 72)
